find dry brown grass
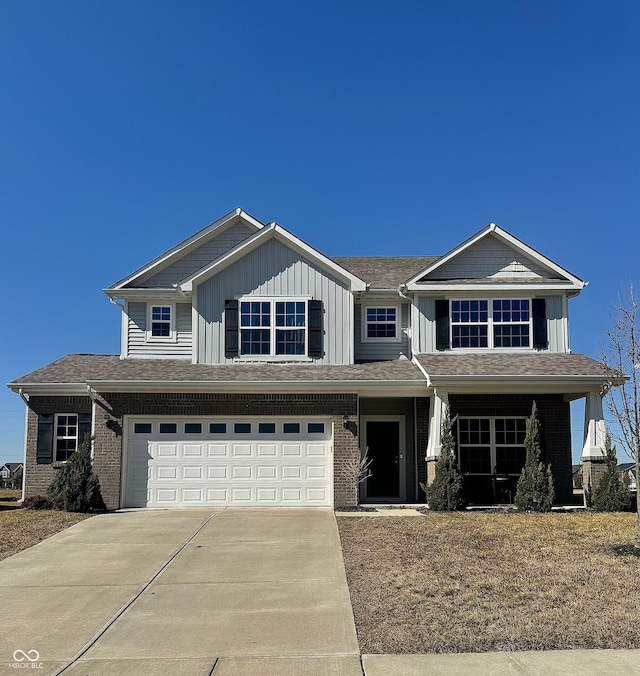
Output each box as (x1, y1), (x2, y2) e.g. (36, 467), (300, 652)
(0, 509), (92, 562)
(338, 512), (640, 654)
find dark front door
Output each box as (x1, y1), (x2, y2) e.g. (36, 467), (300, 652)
(365, 420), (400, 498)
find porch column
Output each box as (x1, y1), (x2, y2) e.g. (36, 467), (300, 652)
(581, 390), (607, 506)
(425, 389), (449, 485)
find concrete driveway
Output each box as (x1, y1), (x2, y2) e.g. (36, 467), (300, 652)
(0, 509), (361, 676)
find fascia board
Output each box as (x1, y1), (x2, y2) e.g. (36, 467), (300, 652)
(426, 374), (614, 392)
(85, 379), (427, 395)
(406, 283), (577, 293)
(103, 288), (190, 301)
(6, 383), (89, 396)
(404, 223), (585, 289)
(107, 208), (264, 290)
(180, 223), (367, 292)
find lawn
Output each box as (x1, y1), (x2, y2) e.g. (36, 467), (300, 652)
(0, 490), (92, 562)
(337, 511), (640, 654)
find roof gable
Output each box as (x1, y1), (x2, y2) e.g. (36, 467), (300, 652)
(106, 208), (264, 293)
(180, 223), (367, 292)
(405, 224), (585, 291)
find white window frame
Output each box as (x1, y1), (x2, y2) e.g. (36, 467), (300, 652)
(238, 296), (311, 361)
(457, 416), (527, 475)
(147, 303), (176, 343)
(450, 298), (532, 350)
(361, 304), (401, 343)
(54, 413), (79, 463)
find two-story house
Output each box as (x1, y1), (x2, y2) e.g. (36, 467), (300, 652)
(8, 209), (615, 509)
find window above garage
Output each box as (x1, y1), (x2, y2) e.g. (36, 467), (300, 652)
(225, 297), (323, 360)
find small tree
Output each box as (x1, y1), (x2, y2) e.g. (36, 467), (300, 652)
(515, 402), (555, 512)
(600, 282), (639, 541)
(426, 409), (464, 511)
(47, 436), (106, 512)
(593, 434), (632, 512)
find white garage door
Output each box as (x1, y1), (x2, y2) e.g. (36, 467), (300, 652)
(123, 417), (333, 508)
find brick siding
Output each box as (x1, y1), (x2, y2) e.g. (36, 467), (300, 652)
(415, 397), (430, 501)
(26, 392), (360, 510)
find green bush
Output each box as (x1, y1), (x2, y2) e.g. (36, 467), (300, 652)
(515, 402), (555, 512)
(47, 435), (106, 512)
(593, 436), (632, 512)
(426, 410), (464, 511)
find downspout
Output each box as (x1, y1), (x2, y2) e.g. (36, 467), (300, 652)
(17, 388), (29, 408)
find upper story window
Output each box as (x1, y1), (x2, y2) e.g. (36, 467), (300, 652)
(55, 414), (78, 462)
(364, 306), (398, 341)
(450, 299), (530, 349)
(225, 298), (323, 360)
(240, 299), (307, 357)
(148, 304), (176, 342)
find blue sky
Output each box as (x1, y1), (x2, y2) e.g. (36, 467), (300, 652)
(1, 1), (638, 464)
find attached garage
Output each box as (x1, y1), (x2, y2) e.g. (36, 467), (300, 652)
(122, 417), (333, 508)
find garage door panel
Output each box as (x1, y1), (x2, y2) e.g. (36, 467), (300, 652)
(125, 418), (332, 508)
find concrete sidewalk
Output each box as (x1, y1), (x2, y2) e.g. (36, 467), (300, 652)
(0, 509), (360, 676)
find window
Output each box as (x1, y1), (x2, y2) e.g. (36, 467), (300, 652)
(364, 306), (398, 340)
(308, 422), (325, 434)
(134, 423), (152, 434)
(55, 414), (78, 462)
(185, 423), (202, 434)
(283, 422), (300, 434)
(239, 299), (308, 357)
(451, 299), (531, 349)
(148, 305), (175, 341)
(209, 423), (226, 434)
(234, 423), (251, 434)
(451, 300), (488, 348)
(259, 422), (276, 433)
(159, 423), (177, 434)
(457, 417), (527, 474)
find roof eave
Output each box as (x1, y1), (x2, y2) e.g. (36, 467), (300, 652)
(406, 282), (583, 293)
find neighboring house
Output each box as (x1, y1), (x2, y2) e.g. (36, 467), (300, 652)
(0, 462), (24, 490)
(572, 464), (583, 490)
(8, 209), (619, 509)
(618, 463), (637, 491)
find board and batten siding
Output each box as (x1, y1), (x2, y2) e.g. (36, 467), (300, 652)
(126, 302), (192, 358)
(425, 236), (557, 280)
(142, 222), (255, 288)
(195, 237), (352, 365)
(354, 303), (411, 361)
(413, 294), (567, 353)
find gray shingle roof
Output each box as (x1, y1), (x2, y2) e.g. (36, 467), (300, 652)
(330, 256), (439, 289)
(415, 353), (613, 378)
(9, 354), (425, 385)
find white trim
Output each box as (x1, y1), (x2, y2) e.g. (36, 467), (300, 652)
(404, 223), (585, 291)
(121, 301), (129, 359)
(106, 208), (265, 290)
(53, 413), (79, 463)
(361, 304), (402, 343)
(146, 303), (177, 343)
(191, 285), (199, 364)
(180, 223), (367, 292)
(361, 415), (407, 502)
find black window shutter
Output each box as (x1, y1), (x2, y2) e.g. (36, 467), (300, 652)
(78, 413), (92, 446)
(36, 414), (54, 464)
(225, 299), (239, 358)
(308, 300), (323, 358)
(532, 298), (548, 349)
(435, 299), (450, 350)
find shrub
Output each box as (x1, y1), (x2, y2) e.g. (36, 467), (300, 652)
(426, 410), (464, 511)
(515, 402), (555, 512)
(22, 495), (63, 510)
(47, 435), (106, 512)
(593, 435), (632, 512)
